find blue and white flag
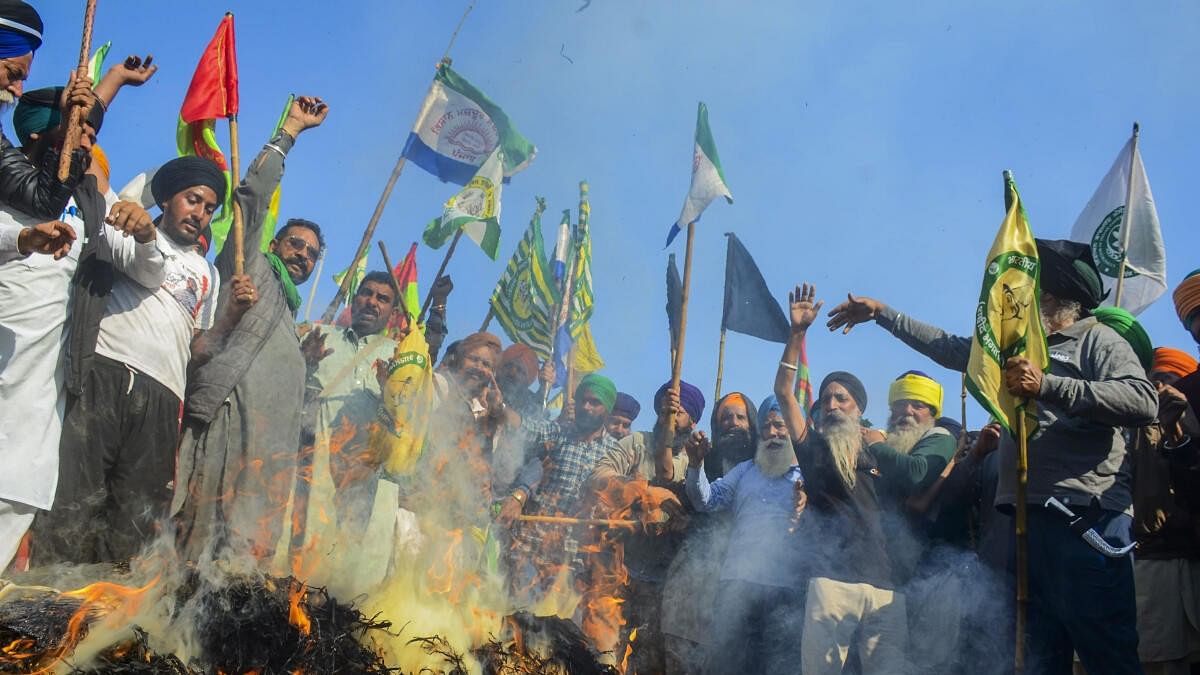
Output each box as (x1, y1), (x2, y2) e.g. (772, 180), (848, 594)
(552, 209), (571, 281)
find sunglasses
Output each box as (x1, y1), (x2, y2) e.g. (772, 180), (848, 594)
(281, 235), (321, 261)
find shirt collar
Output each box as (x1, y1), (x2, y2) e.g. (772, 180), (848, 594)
(1049, 315), (1097, 342)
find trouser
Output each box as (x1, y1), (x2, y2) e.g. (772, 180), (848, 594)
(801, 577), (908, 675)
(0, 498), (36, 572)
(1024, 506), (1141, 675)
(32, 355), (180, 565)
(705, 579), (805, 675)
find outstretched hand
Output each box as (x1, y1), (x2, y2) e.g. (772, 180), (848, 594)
(112, 55), (157, 86)
(300, 327), (333, 370)
(826, 293), (884, 335)
(789, 283), (824, 333)
(282, 96), (329, 137)
(17, 221), (76, 259)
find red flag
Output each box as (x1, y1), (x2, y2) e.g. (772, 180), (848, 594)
(387, 243), (421, 334)
(180, 14), (238, 123)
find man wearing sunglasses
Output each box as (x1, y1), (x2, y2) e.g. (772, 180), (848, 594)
(173, 96), (329, 566)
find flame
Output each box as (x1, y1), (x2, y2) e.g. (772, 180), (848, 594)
(620, 627), (637, 674)
(426, 528), (464, 595)
(287, 578), (312, 637)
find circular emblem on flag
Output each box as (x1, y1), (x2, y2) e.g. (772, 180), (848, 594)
(454, 176), (497, 219)
(1090, 206), (1138, 279)
(439, 111), (499, 165)
(988, 262), (1000, 275)
(513, 260), (534, 324)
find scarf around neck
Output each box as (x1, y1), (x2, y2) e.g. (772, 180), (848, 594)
(266, 252), (302, 312)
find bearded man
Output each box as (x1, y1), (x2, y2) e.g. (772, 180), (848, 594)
(773, 283), (906, 675)
(684, 394), (804, 675)
(825, 238), (1157, 674)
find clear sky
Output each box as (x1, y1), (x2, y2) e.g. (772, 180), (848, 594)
(26, 1), (1200, 429)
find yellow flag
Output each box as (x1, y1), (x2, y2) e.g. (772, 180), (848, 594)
(966, 173), (1049, 436)
(371, 328), (435, 475)
(573, 323), (605, 374)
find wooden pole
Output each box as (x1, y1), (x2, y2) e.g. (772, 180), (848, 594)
(57, 0), (98, 181)
(713, 328), (727, 403)
(302, 253), (325, 323)
(418, 229), (463, 323)
(376, 240), (408, 319)
(1113, 121), (1140, 309)
(228, 116), (246, 275)
(666, 222), (697, 440)
(1015, 408), (1029, 674)
(516, 514), (636, 528)
(479, 307), (495, 333)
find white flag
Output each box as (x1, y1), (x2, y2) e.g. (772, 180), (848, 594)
(1069, 134), (1165, 315)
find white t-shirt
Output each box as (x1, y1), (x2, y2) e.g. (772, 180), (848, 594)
(95, 230), (219, 400)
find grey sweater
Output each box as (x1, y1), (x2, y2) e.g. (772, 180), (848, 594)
(877, 305), (1156, 513)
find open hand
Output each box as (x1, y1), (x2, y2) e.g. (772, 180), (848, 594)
(17, 221), (76, 259)
(112, 55), (157, 86)
(789, 282), (824, 333)
(826, 293), (884, 335)
(300, 327), (333, 370)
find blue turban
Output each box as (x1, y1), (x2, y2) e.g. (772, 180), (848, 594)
(0, 1), (42, 57)
(612, 392), (640, 421)
(757, 394), (782, 435)
(654, 380), (705, 424)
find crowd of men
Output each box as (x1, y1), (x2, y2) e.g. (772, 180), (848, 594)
(1, 2), (1199, 674)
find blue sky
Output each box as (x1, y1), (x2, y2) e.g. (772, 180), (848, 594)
(27, 1), (1200, 429)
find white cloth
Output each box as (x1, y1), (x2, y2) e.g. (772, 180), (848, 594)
(801, 576), (909, 675)
(0, 192), (126, 510)
(0, 498), (36, 572)
(95, 231), (217, 400)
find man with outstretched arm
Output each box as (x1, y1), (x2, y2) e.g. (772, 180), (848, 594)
(824, 238), (1157, 674)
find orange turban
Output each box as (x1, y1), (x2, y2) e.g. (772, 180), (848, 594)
(1151, 347), (1198, 379)
(90, 143), (110, 181)
(1173, 270), (1200, 327)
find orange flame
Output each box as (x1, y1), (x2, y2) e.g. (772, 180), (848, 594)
(286, 578), (312, 637)
(620, 627), (638, 674)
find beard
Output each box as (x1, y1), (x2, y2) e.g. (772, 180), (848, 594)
(0, 90), (14, 112)
(754, 437), (794, 478)
(820, 409), (862, 489)
(716, 427), (754, 467)
(1040, 293), (1082, 333)
(885, 415), (935, 454)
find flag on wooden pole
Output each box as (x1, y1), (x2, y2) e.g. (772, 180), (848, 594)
(423, 147), (503, 259)
(721, 232), (789, 343)
(389, 242), (421, 328)
(666, 102), (732, 246)
(490, 199), (558, 359)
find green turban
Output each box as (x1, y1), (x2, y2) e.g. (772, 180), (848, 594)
(1093, 307), (1152, 371)
(575, 373), (617, 412)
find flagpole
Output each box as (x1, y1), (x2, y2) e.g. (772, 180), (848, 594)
(1015, 408), (1030, 674)
(543, 207), (582, 409)
(1113, 121), (1140, 309)
(713, 328), (727, 403)
(320, 0), (476, 323)
(479, 308), (495, 333)
(418, 229), (463, 323)
(377, 241), (408, 318)
(667, 221), (697, 440)
(57, 0), (98, 181)
(228, 113), (247, 275)
(302, 253), (325, 323)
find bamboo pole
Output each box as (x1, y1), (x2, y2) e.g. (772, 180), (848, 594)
(542, 212), (580, 408)
(302, 254), (325, 322)
(713, 328), (727, 403)
(377, 240), (408, 318)
(228, 116), (246, 275)
(1015, 409), (1029, 674)
(57, 0), (98, 181)
(479, 308), (495, 333)
(666, 222), (697, 440)
(1113, 122), (1140, 309)
(418, 229), (463, 323)
(320, 1), (476, 322)
(516, 514), (636, 528)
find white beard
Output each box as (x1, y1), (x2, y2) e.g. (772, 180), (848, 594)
(754, 437), (795, 478)
(821, 410), (862, 489)
(885, 416), (934, 454)
(0, 91), (14, 113)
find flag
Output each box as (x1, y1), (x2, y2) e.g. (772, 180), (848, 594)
(391, 242), (421, 323)
(88, 41), (111, 86)
(721, 232), (790, 342)
(333, 252), (367, 309)
(423, 147), (503, 259)
(666, 253), (683, 353)
(374, 328), (436, 476)
(966, 173), (1049, 436)
(1068, 131), (1165, 315)
(794, 335), (814, 419)
(667, 102), (733, 246)
(552, 209), (571, 282)
(259, 94), (295, 253)
(402, 63), (536, 185)
(490, 199), (558, 359)
(177, 15), (238, 252)
(567, 183), (595, 336)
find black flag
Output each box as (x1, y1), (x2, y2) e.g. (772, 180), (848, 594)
(722, 232), (790, 342)
(667, 253), (683, 352)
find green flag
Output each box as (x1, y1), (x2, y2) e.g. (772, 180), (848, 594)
(966, 172), (1049, 436)
(489, 198), (558, 359)
(423, 147), (503, 259)
(88, 41), (112, 86)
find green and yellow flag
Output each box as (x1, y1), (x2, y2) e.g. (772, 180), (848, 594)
(966, 172), (1049, 436)
(490, 198), (559, 359)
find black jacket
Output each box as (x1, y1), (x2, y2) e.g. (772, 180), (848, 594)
(0, 129), (86, 219)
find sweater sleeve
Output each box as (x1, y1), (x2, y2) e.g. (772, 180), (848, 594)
(870, 429), (957, 495)
(216, 131), (295, 278)
(1039, 327), (1158, 428)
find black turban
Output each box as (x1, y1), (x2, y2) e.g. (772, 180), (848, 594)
(0, 0), (42, 55)
(818, 370), (868, 412)
(150, 156), (227, 207)
(12, 86), (105, 148)
(1035, 238), (1105, 310)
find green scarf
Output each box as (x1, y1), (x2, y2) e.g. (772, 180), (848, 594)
(266, 253), (302, 312)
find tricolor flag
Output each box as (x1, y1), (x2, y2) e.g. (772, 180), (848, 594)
(1068, 128), (1165, 315)
(177, 14), (238, 252)
(423, 147), (504, 260)
(667, 102), (733, 246)
(390, 242), (421, 326)
(402, 63), (536, 185)
(966, 173), (1049, 436)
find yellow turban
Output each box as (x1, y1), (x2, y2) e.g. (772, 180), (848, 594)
(888, 370), (943, 417)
